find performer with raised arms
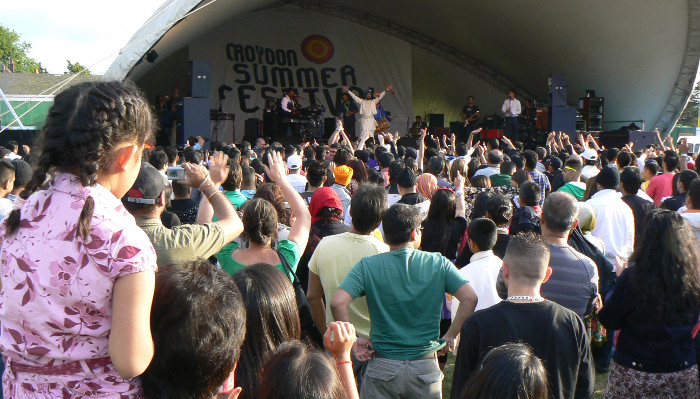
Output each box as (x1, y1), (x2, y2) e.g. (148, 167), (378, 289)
(342, 83), (392, 142)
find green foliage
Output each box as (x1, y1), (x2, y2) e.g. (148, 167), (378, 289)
(66, 60), (90, 75)
(0, 24), (43, 73)
(677, 82), (700, 127)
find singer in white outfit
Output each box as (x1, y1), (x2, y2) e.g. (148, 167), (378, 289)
(502, 89), (522, 142)
(342, 84), (392, 142)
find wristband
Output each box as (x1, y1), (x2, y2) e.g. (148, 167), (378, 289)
(455, 189), (465, 197)
(198, 173), (211, 190)
(207, 189), (224, 201)
(336, 360), (352, 366)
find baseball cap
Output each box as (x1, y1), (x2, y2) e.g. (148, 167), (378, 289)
(124, 163), (165, 205)
(549, 157), (563, 170)
(287, 154), (302, 170)
(581, 149), (598, 161)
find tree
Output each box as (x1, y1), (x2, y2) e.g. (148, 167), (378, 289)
(676, 82), (700, 127)
(0, 24), (43, 73)
(66, 60), (90, 75)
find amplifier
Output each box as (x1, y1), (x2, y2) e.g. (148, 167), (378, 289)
(435, 127), (450, 137)
(483, 129), (504, 139)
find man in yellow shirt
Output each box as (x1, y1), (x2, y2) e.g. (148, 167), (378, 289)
(307, 183), (389, 380)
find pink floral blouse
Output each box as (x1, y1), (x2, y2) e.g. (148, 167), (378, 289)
(0, 173), (157, 398)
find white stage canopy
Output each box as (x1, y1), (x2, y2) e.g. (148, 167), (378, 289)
(106, 0), (700, 139)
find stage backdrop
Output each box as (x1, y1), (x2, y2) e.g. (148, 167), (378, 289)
(189, 6), (412, 141)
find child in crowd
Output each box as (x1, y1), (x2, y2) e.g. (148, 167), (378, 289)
(452, 218), (502, 315)
(0, 81), (157, 397)
(258, 322), (359, 399)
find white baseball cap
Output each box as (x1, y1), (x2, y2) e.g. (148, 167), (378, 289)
(581, 148), (598, 161)
(287, 154), (302, 170)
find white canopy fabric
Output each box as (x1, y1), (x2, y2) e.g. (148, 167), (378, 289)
(106, 0), (700, 134)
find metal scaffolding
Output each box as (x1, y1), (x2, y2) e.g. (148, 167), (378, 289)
(653, 0), (700, 135)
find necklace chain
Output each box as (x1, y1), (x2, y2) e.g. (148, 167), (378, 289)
(506, 295), (543, 302)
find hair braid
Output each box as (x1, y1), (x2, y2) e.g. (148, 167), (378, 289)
(4, 80), (154, 239)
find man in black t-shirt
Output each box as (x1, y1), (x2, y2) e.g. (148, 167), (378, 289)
(461, 96), (481, 131)
(451, 232), (594, 399)
(336, 93), (358, 139)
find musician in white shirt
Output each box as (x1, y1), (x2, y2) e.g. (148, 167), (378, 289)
(280, 89), (297, 137)
(342, 84), (392, 142)
(502, 90), (522, 142)
(280, 89), (297, 114)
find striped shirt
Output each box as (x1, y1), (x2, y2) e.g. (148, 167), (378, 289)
(541, 244), (598, 317)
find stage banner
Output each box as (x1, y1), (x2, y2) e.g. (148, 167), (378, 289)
(189, 5), (412, 140)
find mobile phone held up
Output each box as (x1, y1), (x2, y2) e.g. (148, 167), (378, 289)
(166, 166), (186, 181)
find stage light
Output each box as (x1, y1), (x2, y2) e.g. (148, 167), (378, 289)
(146, 50), (159, 63)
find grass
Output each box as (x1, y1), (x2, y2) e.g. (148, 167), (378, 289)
(441, 353), (609, 398)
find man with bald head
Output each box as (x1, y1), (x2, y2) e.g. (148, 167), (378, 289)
(473, 149), (503, 179)
(451, 232), (594, 399)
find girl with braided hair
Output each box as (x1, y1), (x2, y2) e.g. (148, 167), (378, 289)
(0, 80), (157, 397)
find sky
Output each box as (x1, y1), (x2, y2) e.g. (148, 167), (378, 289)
(4, 0), (165, 75)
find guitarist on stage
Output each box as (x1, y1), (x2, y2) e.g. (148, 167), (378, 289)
(461, 95), (481, 131)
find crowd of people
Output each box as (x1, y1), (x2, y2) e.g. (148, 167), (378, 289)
(0, 80), (699, 399)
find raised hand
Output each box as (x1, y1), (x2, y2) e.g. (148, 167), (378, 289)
(183, 151), (229, 188)
(263, 151), (287, 184)
(342, 85), (349, 91)
(324, 321), (357, 362)
(453, 173), (466, 190)
(208, 152), (231, 186)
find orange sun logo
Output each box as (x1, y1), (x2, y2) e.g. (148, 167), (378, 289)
(301, 35), (334, 64)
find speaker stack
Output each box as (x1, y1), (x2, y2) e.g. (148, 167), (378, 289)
(548, 73), (577, 139)
(176, 60), (212, 149)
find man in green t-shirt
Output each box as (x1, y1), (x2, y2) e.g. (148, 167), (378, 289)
(221, 161), (248, 210)
(558, 157), (586, 201)
(332, 204), (478, 399)
(489, 161), (515, 187)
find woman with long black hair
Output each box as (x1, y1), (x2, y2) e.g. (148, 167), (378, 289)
(420, 175), (466, 261)
(599, 209), (700, 398)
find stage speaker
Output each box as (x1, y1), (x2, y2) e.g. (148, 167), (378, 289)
(598, 130), (629, 149)
(629, 131), (656, 148)
(176, 97), (211, 149)
(245, 118), (262, 137)
(188, 60), (211, 98)
(548, 73), (567, 107)
(484, 114), (504, 129)
(550, 106), (577, 136)
(262, 109), (278, 137)
(428, 114), (444, 128)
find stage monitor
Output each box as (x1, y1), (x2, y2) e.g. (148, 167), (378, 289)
(428, 113), (444, 128)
